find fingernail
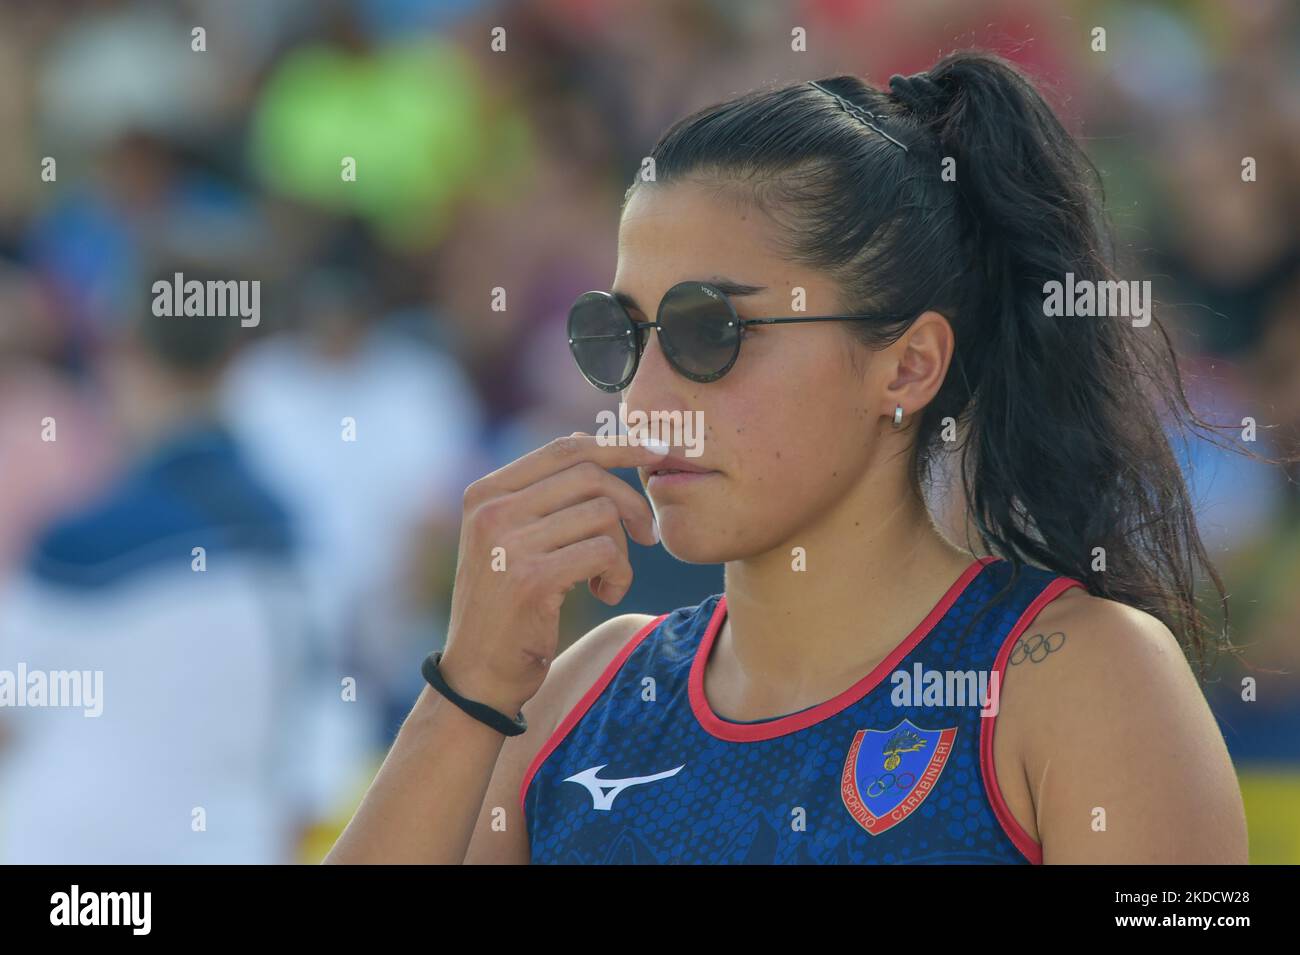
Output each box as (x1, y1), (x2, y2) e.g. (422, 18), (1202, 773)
(643, 438), (670, 455)
(650, 515), (660, 544)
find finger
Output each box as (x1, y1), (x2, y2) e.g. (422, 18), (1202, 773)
(525, 496), (633, 604)
(518, 461), (657, 547)
(524, 496), (632, 564)
(539, 535), (633, 606)
(483, 432), (670, 495)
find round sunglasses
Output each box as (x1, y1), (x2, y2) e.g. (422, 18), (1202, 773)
(567, 280), (904, 391)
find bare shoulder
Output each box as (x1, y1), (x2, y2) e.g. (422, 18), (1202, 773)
(462, 611), (658, 864)
(1001, 587), (1247, 862)
(527, 612), (660, 736)
(1008, 587), (1198, 710)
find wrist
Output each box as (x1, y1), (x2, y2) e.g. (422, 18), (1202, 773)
(435, 650), (526, 718)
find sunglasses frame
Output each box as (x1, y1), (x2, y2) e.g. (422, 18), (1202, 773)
(567, 280), (907, 392)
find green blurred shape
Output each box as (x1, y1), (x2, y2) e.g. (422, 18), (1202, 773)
(249, 36), (530, 245)
(1239, 767), (1300, 864)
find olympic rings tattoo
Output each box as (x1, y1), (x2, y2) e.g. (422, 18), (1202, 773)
(1009, 631), (1066, 665)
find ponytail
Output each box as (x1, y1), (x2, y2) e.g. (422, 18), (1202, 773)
(894, 52), (1242, 674)
(638, 49), (1284, 675)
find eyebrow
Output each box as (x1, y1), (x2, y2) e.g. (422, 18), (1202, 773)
(611, 277), (768, 314)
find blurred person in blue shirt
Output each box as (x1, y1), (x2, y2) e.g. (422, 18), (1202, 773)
(0, 276), (322, 863)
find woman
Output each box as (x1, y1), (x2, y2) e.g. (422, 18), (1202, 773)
(327, 51), (1249, 864)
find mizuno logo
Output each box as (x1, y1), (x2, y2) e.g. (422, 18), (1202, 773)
(563, 763), (685, 811)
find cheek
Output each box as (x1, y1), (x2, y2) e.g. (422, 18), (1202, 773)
(712, 353), (867, 491)
(655, 360), (870, 560)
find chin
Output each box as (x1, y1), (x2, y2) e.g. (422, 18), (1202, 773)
(653, 511), (746, 564)
(660, 538), (735, 564)
(655, 517), (721, 563)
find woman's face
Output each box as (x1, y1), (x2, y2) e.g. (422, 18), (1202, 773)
(613, 180), (914, 564)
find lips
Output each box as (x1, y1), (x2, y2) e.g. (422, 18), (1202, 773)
(645, 454), (715, 477)
(642, 454), (719, 491)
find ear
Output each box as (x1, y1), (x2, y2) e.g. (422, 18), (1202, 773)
(881, 311), (954, 421)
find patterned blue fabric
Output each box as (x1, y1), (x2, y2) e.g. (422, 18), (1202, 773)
(525, 558), (1079, 864)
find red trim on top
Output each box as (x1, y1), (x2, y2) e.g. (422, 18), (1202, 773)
(518, 614), (668, 821)
(978, 575), (1086, 866)
(688, 555), (1000, 743)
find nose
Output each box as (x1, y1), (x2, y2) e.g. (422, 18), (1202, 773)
(624, 323), (675, 394)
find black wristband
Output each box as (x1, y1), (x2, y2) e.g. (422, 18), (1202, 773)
(421, 651), (527, 737)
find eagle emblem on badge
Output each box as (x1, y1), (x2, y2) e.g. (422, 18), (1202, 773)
(840, 718), (957, 835)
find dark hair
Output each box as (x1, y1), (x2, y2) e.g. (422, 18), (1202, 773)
(137, 266), (244, 376)
(627, 49), (1282, 678)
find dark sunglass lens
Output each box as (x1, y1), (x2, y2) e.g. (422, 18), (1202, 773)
(658, 283), (740, 380)
(568, 293), (637, 389)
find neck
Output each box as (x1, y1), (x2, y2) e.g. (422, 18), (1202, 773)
(718, 467), (977, 714)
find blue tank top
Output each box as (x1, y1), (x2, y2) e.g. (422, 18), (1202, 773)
(521, 556), (1083, 864)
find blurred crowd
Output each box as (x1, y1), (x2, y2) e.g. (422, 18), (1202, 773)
(0, 0), (1297, 863)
